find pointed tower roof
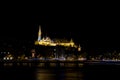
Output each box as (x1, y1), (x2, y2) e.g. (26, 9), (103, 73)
(78, 44), (81, 51)
(70, 38), (73, 42)
(37, 25), (42, 41)
(38, 25), (41, 35)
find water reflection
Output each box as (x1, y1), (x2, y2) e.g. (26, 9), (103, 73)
(35, 68), (83, 80)
(36, 68), (56, 80)
(1, 65), (120, 80)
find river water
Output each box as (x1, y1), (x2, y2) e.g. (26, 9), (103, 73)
(0, 64), (120, 80)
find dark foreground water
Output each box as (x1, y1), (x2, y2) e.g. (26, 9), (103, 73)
(0, 64), (120, 80)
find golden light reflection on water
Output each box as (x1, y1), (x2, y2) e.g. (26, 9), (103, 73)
(35, 68), (83, 80)
(36, 69), (56, 80)
(65, 69), (83, 80)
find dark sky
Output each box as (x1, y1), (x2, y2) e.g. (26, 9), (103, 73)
(0, 3), (120, 53)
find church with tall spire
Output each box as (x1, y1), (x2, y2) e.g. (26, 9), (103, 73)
(34, 25), (81, 59)
(35, 25), (81, 49)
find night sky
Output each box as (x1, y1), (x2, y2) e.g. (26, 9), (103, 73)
(0, 3), (120, 53)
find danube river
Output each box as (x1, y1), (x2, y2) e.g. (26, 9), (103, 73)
(0, 62), (120, 80)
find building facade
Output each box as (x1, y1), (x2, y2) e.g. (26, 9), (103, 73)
(34, 25), (81, 59)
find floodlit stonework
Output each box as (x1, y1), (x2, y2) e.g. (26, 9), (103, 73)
(35, 25), (80, 49)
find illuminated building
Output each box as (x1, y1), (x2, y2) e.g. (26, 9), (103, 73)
(34, 25), (81, 59)
(35, 25), (79, 48)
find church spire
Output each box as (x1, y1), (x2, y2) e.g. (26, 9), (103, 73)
(38, 25), (42, 41)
